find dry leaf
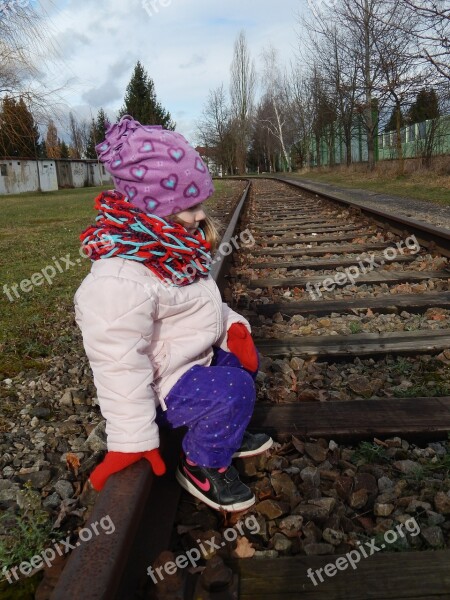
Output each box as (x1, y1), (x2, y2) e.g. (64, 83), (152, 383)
(431, 313), (446, 321)
(292, 436), (305, 454)
(232, 537), (255, 559)
(66, 453), (81, 476)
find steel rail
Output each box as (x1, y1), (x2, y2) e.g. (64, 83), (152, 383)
(51, 182), (251, 600)
(275, 176), (450, 257)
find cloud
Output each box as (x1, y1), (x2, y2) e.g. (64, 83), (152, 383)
(82, 81), (122, 108)
(179, 54), (206, 69)
(37, 0), (304, 137)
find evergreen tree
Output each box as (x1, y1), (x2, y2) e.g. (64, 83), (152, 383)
(407, 89), (440, 125)
(385, 106), (405, 132)
(85, 119), (97, 159)
(119, 61), (175, 130)
(0, 96), (40, 157)
(60, 140), (70, 159)
(96, 108), (108, 144)
(85, 108), (109, 159)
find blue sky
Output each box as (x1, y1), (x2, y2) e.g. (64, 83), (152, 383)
(38, 0), (310, 142)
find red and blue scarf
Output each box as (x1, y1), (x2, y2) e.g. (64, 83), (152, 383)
(80, 191), (212, 286)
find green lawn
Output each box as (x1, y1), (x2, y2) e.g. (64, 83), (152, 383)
(0, 182), (236, 377)
(283, 169), (450, 205)
(0, 187), (104, 376)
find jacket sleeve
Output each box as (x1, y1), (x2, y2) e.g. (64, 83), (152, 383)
(74, 275), (160, 453)
(216, 302), (252, 352)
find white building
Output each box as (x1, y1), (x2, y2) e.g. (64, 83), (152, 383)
(0, 159), (113, 195)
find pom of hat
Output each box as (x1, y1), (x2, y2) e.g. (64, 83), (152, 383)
(95, 115), (214, 217)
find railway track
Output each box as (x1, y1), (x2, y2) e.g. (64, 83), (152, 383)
(52, 177), (450, 599)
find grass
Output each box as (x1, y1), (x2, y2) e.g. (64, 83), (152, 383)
(0, 181), (243, 377)
(349, 321), (362, 334)
(351, 441), (389, 464)
(392, 358), (450, 398)
(284, 166), (450, 206)
(0, 485), (54, 572)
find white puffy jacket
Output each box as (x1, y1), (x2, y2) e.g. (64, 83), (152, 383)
(74, 257), (250, 452)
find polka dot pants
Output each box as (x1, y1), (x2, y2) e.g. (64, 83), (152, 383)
(157, 348), (257, 468)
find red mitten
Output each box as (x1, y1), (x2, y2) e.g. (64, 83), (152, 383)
(227, 322), (259, 372)
(89, 449), (166, 491)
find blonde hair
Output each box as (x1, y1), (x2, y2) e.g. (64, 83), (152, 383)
(165, 211), (220, 253)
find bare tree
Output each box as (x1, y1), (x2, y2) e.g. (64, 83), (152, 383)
(230, 30), (256, 174)
(288, 68), (315, 169)
(197, 85), (235, 174)
(259, 46), (293, 171)
(68, 112), (84, 159)
(401, 0), (450, 81)
(302, 0), (424, 170)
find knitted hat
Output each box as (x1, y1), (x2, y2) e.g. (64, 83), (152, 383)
(96, 115), (214, 217)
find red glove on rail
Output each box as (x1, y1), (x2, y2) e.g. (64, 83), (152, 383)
(227, 322), (259, 372)
(89, 449), (166, 491)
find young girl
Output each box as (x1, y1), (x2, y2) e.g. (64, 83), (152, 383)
(74, 115), (272, 512)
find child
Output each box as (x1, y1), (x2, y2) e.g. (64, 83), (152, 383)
(74, 115), (272, 512)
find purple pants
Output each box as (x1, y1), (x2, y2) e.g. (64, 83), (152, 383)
(157, 348), (257, 468)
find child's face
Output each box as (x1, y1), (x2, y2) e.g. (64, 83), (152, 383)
(174, 203), (206, 233)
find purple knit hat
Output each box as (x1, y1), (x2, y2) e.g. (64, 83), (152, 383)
(96, 115), (214, 217)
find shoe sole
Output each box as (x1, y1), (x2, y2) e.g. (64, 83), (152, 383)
(176, 468), (256, 512)
(232, 437), (274, 458)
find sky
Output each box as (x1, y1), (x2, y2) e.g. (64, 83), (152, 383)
(35, 0), (310, 143)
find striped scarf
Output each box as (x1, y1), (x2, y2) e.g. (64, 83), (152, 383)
(80, 190), (212, 286)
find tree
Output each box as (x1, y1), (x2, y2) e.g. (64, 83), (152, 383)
(85, 108), (109, 159)
(230, 31), (256, 174)
(0, 96), (40, 157)
(407, 88), (440, 123)
(68, 113), (84, 159)
(385, 106), (405, 131)
(196, 85), (236, 175)
(60, 140), (70, 159)
(119, 61), (175, 129)
(259, 46), (293, 171)
(407, 88), (441, 167)
(249, 97), (281, 173)
(400, 0), (450, 82)
(303, 0), (424, 170)
(45, 119), (60, 159)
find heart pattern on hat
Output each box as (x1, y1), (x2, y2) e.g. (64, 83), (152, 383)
(184, 182), (199, 198)
(161, 174), (178, 190)
(139, 141), (154, 152)
(168, 147), (185, 162)
(125, 185), (137, 199)
(144, 197), (160, 211)
(131, 165), (148, 180)
(96, 115), (214, 217)
(195, 158), (206, 172)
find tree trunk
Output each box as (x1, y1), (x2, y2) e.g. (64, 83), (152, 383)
(395, 101), (404, 175)
(364, 0), (376, 171)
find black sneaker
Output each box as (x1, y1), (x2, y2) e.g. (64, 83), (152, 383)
(232, 431), (273, 458)
(176, 457), (255, 512)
